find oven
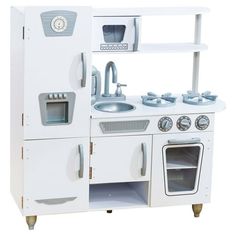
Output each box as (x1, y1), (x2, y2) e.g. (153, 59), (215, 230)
(151, 131), (214, 207)
(92, 16), (140, 52)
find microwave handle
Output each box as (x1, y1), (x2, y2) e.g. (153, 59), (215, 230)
(133, 18), (140, 51)
(81, 52), (87, 88)
(168, 138), (201, 145)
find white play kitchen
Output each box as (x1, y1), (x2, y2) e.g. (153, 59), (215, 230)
(10, 6), (225, 230)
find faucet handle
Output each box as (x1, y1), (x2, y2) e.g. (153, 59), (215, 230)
(117, 83), (127, 87)
(115, 83), (127, 97)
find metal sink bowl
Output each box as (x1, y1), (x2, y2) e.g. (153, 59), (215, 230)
(94, 102), (135, 113)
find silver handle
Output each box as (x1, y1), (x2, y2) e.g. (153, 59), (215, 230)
(133, 18), (140, 51)
(81, 52), (87, 87)
(117, 83), (127, 87)
(78, 144), (84, 178)
(168, 138), (201, 145)
(141, 143), (147, 176)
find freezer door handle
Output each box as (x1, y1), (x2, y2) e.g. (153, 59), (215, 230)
(168, 138), (201, 145)
(81, 52), (87, 87)
(78, 144), (84, 178)
(141, 142), (147, 176)
(133, 18), (140, 51)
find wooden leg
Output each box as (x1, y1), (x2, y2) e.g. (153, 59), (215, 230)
(192, 204), (203, 217)
(26, 216), (37, 230)
(106, 210), (112, 214)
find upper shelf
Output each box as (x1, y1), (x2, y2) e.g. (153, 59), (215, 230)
(93, 7), (209, 17)
(92, 43), (208, 54)
(139, 43), (208, 53)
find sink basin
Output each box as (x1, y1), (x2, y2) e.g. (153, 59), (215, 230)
(94, 102), (135, 113)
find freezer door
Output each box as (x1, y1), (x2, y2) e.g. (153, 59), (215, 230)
(23, 7), (92, 139)
(23, 138), (89, 215)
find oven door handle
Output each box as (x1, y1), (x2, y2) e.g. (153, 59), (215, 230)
(133, 18), (140, 51)
(168, 138), (201, 145)
(141, 143), (147, 176)
(78, 144), (84, 178)
(81, 52), (87, 88)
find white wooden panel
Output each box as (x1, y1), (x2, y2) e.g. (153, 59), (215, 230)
(23, 7), (92, 139)
(151, 132), (214, 207)
(91, 113), (216, 137)
(90, 135), (152, 184)
(24, 138), (89, 214)
(10, 7), (24, 213)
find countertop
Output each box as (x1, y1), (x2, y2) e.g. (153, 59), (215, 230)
(91, 95), (225, 119)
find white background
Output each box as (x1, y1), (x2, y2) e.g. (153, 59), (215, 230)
(1, 0), (235, 235)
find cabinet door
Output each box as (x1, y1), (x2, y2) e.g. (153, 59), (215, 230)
(24, 7), (92, 139)
(23, 138), (89, 215)
(90, 135), (152, 184)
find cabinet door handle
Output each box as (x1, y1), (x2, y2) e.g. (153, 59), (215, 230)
(81, 52), (87, 88)
(133, 18), (140, 51)
(78, 144), (84, 178)
(168, 138), (201, 145)
(141, 143), (147, 176)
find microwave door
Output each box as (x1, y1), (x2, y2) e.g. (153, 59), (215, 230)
(92, 17), (139, 52)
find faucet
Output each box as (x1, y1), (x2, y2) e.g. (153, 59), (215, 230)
(102, 61), (117, 97)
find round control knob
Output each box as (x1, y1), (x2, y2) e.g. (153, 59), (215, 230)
(177, 116), (191, 131)
(51, 16), (67, 32)
(195, 115), (210, 130)
(158, 117), (173, 132)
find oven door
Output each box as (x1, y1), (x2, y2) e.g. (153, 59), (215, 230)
(92, 16), (140, 52)
(163, 142), (203, 196)
(151, 132), (214, 207)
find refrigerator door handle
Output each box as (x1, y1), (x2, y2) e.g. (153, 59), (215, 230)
(81, 52), (87, 87)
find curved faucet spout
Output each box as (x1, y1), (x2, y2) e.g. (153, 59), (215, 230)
(103, 61), (117, 97)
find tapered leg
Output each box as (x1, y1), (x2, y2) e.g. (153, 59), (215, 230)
(26, 216), (37, 230)
(107, 210), (112, 214)
(192, 204), (203, 217)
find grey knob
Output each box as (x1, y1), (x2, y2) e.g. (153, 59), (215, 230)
(195, 115), (209, 130)
(158, 117), (173, 132)
(177, 116), (191, 131)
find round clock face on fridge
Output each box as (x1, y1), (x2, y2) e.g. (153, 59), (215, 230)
(51, 16), (68, 32)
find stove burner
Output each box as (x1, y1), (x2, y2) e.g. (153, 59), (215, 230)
(141, 92), (177, 107)
(183, 91), (217, 105)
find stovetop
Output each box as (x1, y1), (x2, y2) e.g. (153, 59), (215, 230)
(141, 90), (217, 107)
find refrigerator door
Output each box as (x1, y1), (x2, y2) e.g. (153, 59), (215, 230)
(23, 7), (92, 139)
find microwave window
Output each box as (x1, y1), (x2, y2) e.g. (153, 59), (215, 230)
(102, 25), (126, 43)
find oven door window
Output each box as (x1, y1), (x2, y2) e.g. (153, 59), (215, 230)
(163, 144), (203, 196)
(102, 25), (126, 43)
